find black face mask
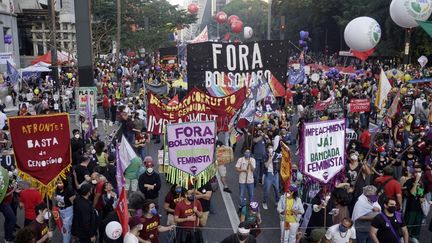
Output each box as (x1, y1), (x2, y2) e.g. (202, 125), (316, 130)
(237, 233), (249, 241)
(387, 206), (397, 213)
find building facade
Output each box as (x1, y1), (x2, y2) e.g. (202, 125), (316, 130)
(0, 0), (20, 70)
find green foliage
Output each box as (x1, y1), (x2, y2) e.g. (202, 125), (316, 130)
(91, 0), (196, 54)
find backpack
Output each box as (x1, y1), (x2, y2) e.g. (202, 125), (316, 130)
(377, 177), (394, 207)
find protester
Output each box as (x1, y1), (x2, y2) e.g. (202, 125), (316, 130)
(124, 157), (142, 193)
(19, 181), (42, 226)
(174, 187), (204, 243)
(138, 200), (175, 243)
(29, 202), (53, 243)
(138, 159), (161, 200)
(236, 149), (256, 211)
(72, 183), (97, 243)
(324, 217), (356, 243)
(195, 180), (213, 226)
(277, 185), (304, 243)
(54, 179), (75, 243)
(124, 216), (143, 243)
(221, 222), (257, 243)
(164, 184), (185, 226)
(262, 144), (280, 210)
(239, 201), (262, 238)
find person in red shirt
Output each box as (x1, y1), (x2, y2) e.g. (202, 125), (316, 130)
(174, 188), (204, 243)
(102, 94), (110, 120)
(359, 126), (371, 156)
(19, 181), (42, 226)
(374, 166), (403, 208)
(139, 201), (175, 243)
(164, 184), (184, 225)
(1, 177), (17, 243)
(91, 172), (106, 216)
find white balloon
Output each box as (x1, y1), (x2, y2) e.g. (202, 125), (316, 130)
(105, 221), (122, 240)
(5, 95), (12, 103)
(390, 0), (432, 28)
(311, 73), (320, 82)
(344, 17), (381, 52)
(243, 26), (253, 39)
(418, 55), (428, 67)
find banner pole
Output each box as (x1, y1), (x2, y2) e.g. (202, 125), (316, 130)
(46, 193), (53, 230)
(323, 186), (327, 229)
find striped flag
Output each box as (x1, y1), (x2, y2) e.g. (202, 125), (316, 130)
(116, 135), (139, 193)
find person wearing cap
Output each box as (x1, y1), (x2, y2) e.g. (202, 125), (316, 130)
(240, 201), (262, 238)
(138, 200), (175, 243)
(72, 183), (97, 243)
(124, 216), (144, 243)
(138, 158), (161, 200)
(351, 185), (381, 243)
(324, 217), (356, 243)
(277, 185), (304, 243)
(221, 222), (257, 243)
(174, 187), (204, 243)
(29, 202), (53, 243)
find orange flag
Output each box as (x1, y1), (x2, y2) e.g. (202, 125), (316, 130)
(280, 142), (292, 192)
(115, 188), (129, 236)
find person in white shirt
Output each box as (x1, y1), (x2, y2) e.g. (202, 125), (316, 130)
(123, 216), (143, 243)
(325, 218), (356, 243)
(236, 148), (256, 211)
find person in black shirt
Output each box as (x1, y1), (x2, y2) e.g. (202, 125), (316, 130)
(71, 129), (84, 165)
(195, 180), (213, 226)
(370, 197), (408, 243)
(54, 179), (76, 243)
(72, 183), (97, 243)
(138, 160), (161, 200)
(94, 154), (117, 191)
(73, 155), (91, 191)
(221, 222), (256, 243)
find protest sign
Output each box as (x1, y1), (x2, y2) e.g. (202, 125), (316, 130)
(187, 41), (289, 97)
(165, 121), (216, 189)
(0, 166), (9, 203)
(76, 87), (97, 125)
(314, 97), (334, 111)
(349, 99), (370, 112)
(345, 128), (358, 144)
(8, 114), (71, 195)
(0, 152), (15, 171)
(147, 87), (245, 134)
(301, 119), (346, 183)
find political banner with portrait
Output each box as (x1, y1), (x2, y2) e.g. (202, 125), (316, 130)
(8, 114), (71, 196)
(187, 40), (289, 97)
(165, 121), (216, 189)
(301, 119), (346, 184)
(147, 87), (245, 135)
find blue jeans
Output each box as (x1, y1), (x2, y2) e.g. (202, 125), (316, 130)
(137, 147), (147, 160)
(263, 172), (280, 204)
(253, 158), (264, 184)
(0, 203), (16, 241)
(239, 183), (254, 208)
(356, 231), (373, 243)
(60, 206), (73, 243)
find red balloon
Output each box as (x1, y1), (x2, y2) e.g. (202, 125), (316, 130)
(230, 20), (243, 34)
(188, 3), (199, 14)
(223, 33), (231, 41)
(215, 11), (227, 24)
(227, 15), (240, 25)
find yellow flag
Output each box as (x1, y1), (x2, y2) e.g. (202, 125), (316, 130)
(280, 142), (292, 192)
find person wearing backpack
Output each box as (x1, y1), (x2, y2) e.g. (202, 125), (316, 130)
(370, 197), (409, 243)
(374, 166), (403, 208)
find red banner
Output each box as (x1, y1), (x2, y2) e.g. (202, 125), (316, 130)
(349, 99), (370, 112)
(314, 97), (334, 111)
(116, 188), (129, 236)
(8, 114), (71, 189)
(147, 87), (246, 134)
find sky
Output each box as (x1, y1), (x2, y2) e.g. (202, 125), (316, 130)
(168, 0), (183, 6)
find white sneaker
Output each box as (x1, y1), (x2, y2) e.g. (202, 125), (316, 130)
(262, 202), (268, 210)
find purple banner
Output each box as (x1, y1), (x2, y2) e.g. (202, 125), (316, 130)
(167, 121), (216, 176)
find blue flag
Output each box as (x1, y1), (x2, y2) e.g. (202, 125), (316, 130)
(6, 61), (19, 85)
(288, 66), (305, 85)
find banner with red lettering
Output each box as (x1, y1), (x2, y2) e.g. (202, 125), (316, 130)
(349, 99), (370, 112)
(8, 114), (71, 196)
(314, 97), (334, 111)
(147, 87), (246, 135)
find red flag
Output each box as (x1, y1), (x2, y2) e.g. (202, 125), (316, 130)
(168, 95), (179, 106)
(269, 76), (286, 97)
(352, 48), (375, 62)
(52, 207), (63, 233)
(116, 188), (129, 236)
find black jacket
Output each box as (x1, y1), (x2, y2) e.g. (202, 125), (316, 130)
(72, 195), (97, 239)
(138, 172), (161, 199)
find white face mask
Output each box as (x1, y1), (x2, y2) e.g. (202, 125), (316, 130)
(325, 195), (331, 201)
(91, 149), (96, 154)
(147, 167), (154, 174)
(350, 155), (358, 161)
(137, 224), (143, 231)
(91, 179), (97, 185)
(74, 134), (80, 139)
(43, 211), (51, 220)
(286, 193), (291, 198)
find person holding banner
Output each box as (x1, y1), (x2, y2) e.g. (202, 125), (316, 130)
(30, 202), (53, 243)
(174, 188), (204, 243)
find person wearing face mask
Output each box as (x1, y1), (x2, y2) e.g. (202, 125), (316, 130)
(402, 109), (414, 148)
(371, 151), (390, 177)
(174, 188), (204, 243)
(236, 149), (256, 211)
(164, 185), (185, 225)
(124, 216), (144, 243)
(324, 218), (355, 243)
(403, 164), (426, 242)
(370, 197), (409, 243)
(221, 222), (257, 243)
(262, 145), (280, 210)
(138, 160), (161, 200)
(54, 179), (76, 243)
(277, 185), (304, 243)
(29, 203), (53, 243)
(72, 155), (92, 191)
(72, 183), (97, 243)
(71, 129), (84, 165)
(374, 166), (403, 208)
(87, 129), (100, 146)
(351, 185), (381, 243)
(306, 189), (334, 236)
(138, 201), (175, 243)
